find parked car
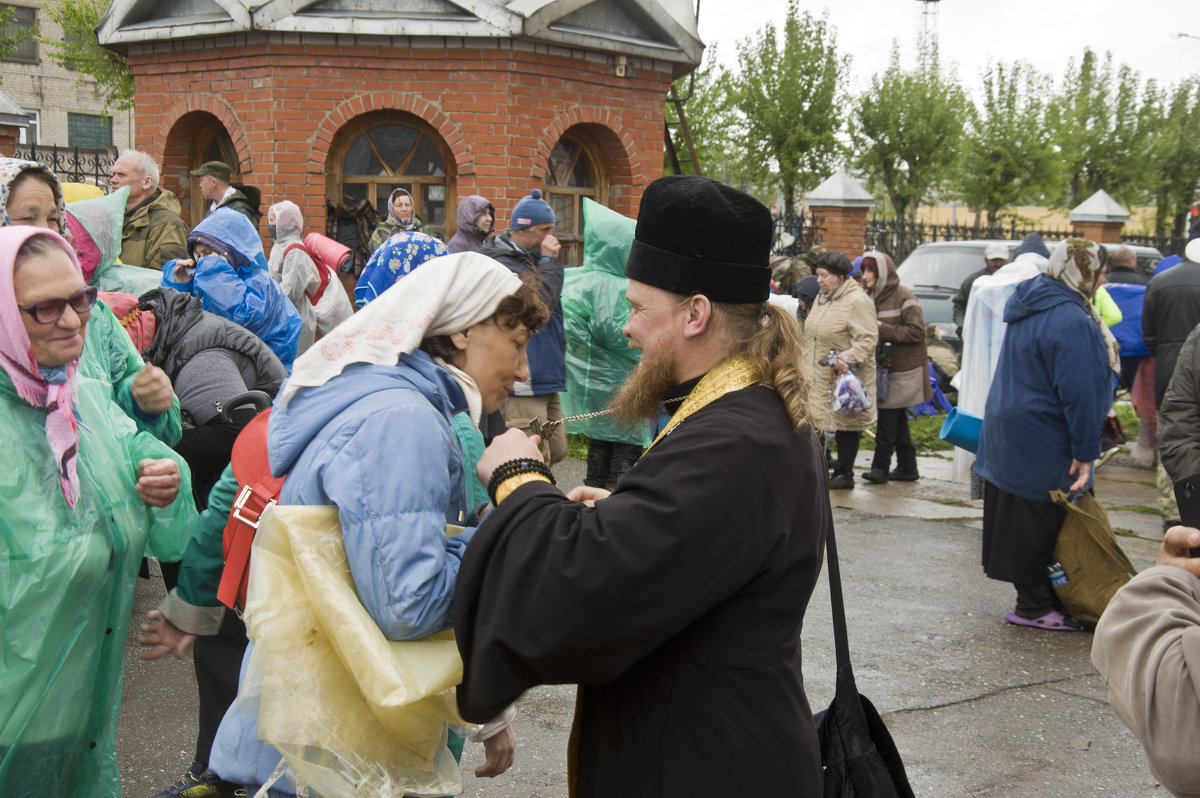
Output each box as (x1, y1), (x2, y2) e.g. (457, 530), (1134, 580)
(896, 239), (1163, 350)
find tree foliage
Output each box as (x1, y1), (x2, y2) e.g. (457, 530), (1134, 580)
(1046, 49), (1147, 208)
(40, 0), (135, 112)
(953, 61), (1060, 225)
(853, 41), (968, 222)
(665, 47), (742, 185)
(731, 1), (847, 209)
(1139, 78), (1200, 237)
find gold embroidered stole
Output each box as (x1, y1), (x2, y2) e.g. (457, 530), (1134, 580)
(646, 354), (762, 452)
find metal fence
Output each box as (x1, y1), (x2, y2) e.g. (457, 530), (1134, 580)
(865, 217), (1184, 264)
(770, 210), (823, 258)
(13, 143), (116, 186)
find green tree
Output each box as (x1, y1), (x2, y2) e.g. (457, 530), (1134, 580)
(40, 0), (135, 112)
(953, 61), (1059, 225)
(731, 1), (848, 208)
(852, 41), (969, 223)
(1140, 78), (1200, 237)
(665, 46), (743, 184)
(0, 6), (37, 73)
(1046, 49), (1148, 208)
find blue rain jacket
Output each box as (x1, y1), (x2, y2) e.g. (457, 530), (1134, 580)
(209, 353), (476, 789)
(162, 208), (301, 368)
(976, 274), (1113, 501)
(1105, 282), (1149, 357)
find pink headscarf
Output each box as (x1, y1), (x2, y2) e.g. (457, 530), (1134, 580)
(0, 226), (84, 506)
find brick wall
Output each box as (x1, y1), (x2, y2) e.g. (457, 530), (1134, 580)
(125, 34), (673, 233)
(1071, 220), (1125, 244)
(0, 123), (20, 156)
(808, 205), (870, 256)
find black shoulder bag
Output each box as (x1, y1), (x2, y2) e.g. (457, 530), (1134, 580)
(814, 516), (915, 798)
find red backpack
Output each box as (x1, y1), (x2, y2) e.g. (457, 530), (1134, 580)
(284, 232), (352, 306)
(217, 410), (284, 612)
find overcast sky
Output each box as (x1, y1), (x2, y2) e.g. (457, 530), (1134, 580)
(697, 0), (1200, 95)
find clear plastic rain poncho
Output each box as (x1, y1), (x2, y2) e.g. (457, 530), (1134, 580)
(560, 198), (651, 447)
(67, 185), (162, 296)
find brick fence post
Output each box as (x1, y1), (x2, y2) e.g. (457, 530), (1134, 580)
(804, 170), (875, 256)
(1067, 189), (1129, 244)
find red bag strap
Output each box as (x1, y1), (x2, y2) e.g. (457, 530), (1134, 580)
(217, 410), (285, 611)
(285, 242), (332, 306)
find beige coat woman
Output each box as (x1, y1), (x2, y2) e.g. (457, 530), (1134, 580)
(802, 275), (878, 432)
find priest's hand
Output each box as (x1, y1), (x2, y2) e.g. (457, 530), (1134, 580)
(567, 485), (611, 507)
(477, 427), (544, 486)
(1158, 526), (1200, 578)
(476, 723), (515, 777)
(131, 364), (175, 415)
(139, 609), (197, 660)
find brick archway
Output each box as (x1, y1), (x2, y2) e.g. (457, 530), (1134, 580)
(534, 107), (641, 217)
(156, 97), (255, 226)
(308, 92), (474, 177)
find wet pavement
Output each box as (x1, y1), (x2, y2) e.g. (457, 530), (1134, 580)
(118, 450), (1170, 797)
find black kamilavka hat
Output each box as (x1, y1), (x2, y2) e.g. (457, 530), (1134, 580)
(625, 175), (771, 303)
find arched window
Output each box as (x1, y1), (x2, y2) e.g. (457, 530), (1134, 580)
(189, 117), (240, 222)
(329, 114), (454, 240)
(544, 129), (608, 267)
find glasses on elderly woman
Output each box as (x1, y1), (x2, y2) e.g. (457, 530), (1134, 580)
(19, 286), (99, 324)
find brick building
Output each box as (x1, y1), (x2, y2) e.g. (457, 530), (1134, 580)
(1, 1), (135, 153)
(98, 0), (702, 266)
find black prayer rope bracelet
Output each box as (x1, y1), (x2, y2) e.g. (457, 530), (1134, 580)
(486, 457), (556, 505)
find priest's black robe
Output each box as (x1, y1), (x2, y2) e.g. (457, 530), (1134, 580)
(453, 383), (829, 797)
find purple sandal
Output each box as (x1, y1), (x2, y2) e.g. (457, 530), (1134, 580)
(1005, 610), (1083, 631)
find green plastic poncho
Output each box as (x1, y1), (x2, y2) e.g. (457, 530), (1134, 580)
(69, 186), (162, 296)
(0, 374), (196, 797)
(79, 298), (182, 445)
(560, 198), (649, 447)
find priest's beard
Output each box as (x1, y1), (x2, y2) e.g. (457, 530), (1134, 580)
(609, 337), (679, 425)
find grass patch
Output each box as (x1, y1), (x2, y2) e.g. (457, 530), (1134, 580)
(1135, 480), (1157, 488)
(567, 433), (589, 461)
(1108, 504), (1161, 515)
(933, 498), (969, 507)
(842, 412), (954, 455)
(1114, 402), (1141, 442)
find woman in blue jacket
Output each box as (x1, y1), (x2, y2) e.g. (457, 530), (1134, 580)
(192, 252), (548, 794)
(163, 207), (302, 368)
(975, 239), (1119, 631)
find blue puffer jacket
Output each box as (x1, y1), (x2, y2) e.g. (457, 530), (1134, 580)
(209, 353), (476, 790)
(162, 208), (302, 368)
(976, 274), (1113, 502)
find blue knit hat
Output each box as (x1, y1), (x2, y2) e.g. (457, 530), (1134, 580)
(510, 189), (555, 229)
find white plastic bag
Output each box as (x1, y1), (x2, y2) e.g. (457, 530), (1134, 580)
(832, 369), (872, 414)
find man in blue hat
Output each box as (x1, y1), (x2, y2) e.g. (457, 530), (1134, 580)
(480, 188), (567, 461)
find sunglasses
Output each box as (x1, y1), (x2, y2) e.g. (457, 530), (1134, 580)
(19, 286), (99, 325)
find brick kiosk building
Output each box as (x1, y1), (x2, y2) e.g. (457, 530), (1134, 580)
(97, 0), (702, 266)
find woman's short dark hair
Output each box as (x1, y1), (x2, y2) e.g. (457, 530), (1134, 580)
(421, 279), (550, 363)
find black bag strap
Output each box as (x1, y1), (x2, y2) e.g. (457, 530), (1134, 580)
(824, 496), (853, 670)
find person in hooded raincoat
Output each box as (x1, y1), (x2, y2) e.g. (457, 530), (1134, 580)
(366, 187), (434, 254)
(266, 200), (352, 350)
(561, 198), (650, 490)
(860, 250), (931, 484)
(975, 238), (1118, 632)
(447, 195), (495, 254)
(0, 226), (196, 798)
(162, 207), (302, 369)
(0, 157), (182, 445)
(354, 229), (451, 307)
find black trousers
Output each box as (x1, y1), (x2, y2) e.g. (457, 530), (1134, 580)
(834, 430), (860, 474)
(193, 610), (249, 766)
(871, 408), (916, 473)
